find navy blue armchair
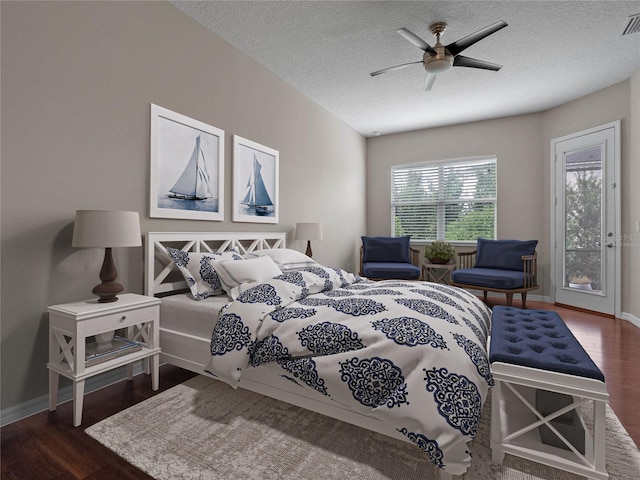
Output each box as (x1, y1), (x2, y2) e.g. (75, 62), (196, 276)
(451, 238), (539, 307)
(359, 236), (421, 280)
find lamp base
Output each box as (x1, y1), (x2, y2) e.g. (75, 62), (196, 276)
(93, 247), (123, 303)
(305, 240), (313, 258)
(92, 281), (123, 303)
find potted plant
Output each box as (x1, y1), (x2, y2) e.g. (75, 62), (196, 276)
(425, 241), (455, 264)
(569, 274), (593, 291)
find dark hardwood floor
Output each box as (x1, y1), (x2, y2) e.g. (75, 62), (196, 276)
(2, 300), (639, 479)
(1, 365), (197, 480)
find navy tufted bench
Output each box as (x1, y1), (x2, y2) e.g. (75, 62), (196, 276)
(489, 306), (609, 479)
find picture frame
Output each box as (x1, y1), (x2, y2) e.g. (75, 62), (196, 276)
(232, 135), (279, 224)
(150, 104), (225, 221)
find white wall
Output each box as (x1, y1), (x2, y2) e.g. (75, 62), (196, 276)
(624, 69), (640, 319)
(1, 1), (366, 412)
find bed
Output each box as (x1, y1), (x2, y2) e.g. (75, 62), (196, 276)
(145, 232), (493, 479)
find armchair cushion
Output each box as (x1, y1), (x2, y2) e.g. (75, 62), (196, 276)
(362, 262), (421, 280)
(474, 238), (538, 271)
(361, 236), (411, 263)
(452, 268), (533, 290)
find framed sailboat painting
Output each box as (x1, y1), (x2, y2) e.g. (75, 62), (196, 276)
(150, 104), (225, 221)
(232, 135), (279, 224)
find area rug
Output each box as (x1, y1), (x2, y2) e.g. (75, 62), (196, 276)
(86, 375), (640, 479)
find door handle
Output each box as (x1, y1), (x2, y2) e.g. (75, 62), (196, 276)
(606, 243), (614, 248)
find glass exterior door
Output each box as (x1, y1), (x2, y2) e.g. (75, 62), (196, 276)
(553, 122), (619, 316)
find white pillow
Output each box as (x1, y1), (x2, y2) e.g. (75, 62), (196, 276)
(166, 247), (242, 300)
(246, 248), (318, 271)
(213, 255), (282, 297)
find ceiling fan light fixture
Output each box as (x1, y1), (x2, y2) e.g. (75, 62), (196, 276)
(425, 58), (452, 74)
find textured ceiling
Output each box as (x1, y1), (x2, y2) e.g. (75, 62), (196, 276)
(173, 1), (640, 137)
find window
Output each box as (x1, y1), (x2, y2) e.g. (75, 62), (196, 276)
(391, 156), (497, 242)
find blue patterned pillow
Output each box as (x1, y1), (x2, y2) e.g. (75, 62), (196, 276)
(166, 247), (242, 300)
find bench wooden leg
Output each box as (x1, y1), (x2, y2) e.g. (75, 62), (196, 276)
(505, 292), (513, 306)
(521, 291), (528, 308)
(483, 290), (488, 303)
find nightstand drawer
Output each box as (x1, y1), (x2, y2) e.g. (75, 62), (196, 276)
(83, 305), (157, 336)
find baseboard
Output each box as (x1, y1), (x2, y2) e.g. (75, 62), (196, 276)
(0, 362), (146, 427)
(620, 312), (640, 329)
(467, 290), (551, 304)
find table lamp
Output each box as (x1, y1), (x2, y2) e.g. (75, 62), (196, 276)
(72, 210), (142, 303)
(295, 222), (323, 258)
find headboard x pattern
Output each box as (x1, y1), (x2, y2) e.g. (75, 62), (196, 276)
(145, 232), (287, 297)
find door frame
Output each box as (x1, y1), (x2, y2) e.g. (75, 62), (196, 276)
(549, 120), (621, 317)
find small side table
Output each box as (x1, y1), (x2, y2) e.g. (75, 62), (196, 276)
(47, 293), (161, 426)
(422, 262), (455, 284)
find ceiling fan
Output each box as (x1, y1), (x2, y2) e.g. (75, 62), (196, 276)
(370, 20), (508, 91)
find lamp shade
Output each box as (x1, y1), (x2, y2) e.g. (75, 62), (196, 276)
(295, 222), (323, 241)
(72, 210), (142, 248)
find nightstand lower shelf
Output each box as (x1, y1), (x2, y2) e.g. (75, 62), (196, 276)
(47, 347), (161, 427)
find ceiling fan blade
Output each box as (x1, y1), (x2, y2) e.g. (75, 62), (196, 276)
(446, 20), (507, 56)
(453, 55), (502, 71)
(424, 73), (437, 91)
(370, 61), (422, 77)
(396, 28), (436, 54)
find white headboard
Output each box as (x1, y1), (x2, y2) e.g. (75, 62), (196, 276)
(145, 231), (287, 297)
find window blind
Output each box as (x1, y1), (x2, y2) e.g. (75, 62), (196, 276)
(391, 156), (497, 241)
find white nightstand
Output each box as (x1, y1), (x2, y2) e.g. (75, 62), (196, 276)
(47, 293), (161, 426)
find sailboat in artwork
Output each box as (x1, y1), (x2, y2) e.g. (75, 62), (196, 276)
(169, 135), (214, 200)
(241, 154), (273, 213)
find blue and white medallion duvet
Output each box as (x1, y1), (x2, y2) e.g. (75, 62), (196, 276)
(205, 266), (493, 474)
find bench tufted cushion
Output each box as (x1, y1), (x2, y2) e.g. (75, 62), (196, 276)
(452, 268), (531, 289)
(362, 262), (420, 280)
(490, 306), (604, 382)
(474, 238), (538, 271)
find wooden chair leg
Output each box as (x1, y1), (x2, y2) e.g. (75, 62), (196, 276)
(505, 292), (514, 306)
(483, 290), (488, 303)
(521, 292), (528, 308)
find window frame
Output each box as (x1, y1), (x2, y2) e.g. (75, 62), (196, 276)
(390, 155), (498, 244)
